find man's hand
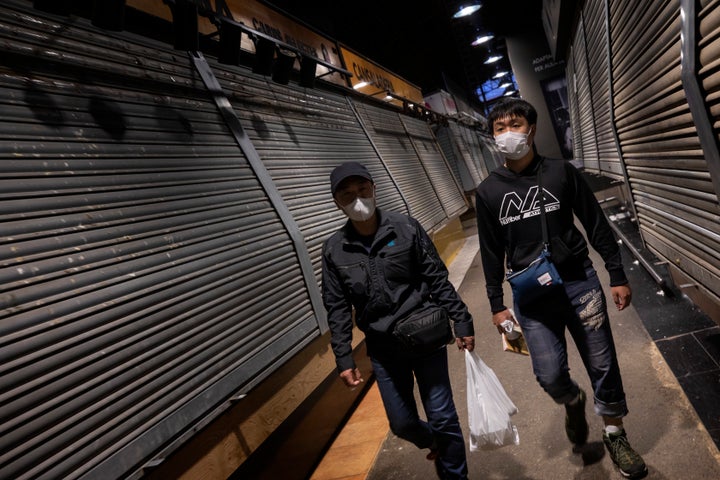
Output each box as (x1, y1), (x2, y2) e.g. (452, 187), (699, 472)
(611, 284), (632, 311)
(456, 336), (475, 351)
(339, 367), (363, 388)
(492, 309), (515, 334)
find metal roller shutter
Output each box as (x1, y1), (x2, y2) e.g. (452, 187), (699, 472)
(566, 47), (584, 162)
(351, 100), (444, 231)
(459, 123), (489, 180)
(478, 132), (504, 173)
(678, 0), (720, 297)
(572, 14), (600, 170)
(436, 121), (484, 191)
(584, 0), (622, 178)
(451, 123), (484, 183)
(0, 2), (319, 479)
(209, 67), (407, 280)
(611, 0), (720, 295)
(433, 123), (467, 190)
(437, 122), (501, 192)
(399, 115), (468, 224)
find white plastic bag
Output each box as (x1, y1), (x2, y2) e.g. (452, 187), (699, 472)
(465, 350), (520, 451)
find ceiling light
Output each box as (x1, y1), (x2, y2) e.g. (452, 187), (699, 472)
(453, 4), (482, 18)
(471, 34), (493, 46)
(493, 71), (508, 79)
(353, 81), (370, 89)
(500, 82), (512, 88)
(484, 55), (503, 64)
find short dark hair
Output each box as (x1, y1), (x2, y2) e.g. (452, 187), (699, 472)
(487, 98), (537, 134)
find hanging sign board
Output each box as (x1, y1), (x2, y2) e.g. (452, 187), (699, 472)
(340, 45), (424, 107)
(127, 0), (349, 86)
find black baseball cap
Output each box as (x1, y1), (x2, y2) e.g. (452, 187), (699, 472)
(330, 162), (373, 195)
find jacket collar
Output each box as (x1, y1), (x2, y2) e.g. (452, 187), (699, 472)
(341, 208), (394, 248)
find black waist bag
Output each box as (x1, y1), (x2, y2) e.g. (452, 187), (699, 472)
(392, 306), (453, 353)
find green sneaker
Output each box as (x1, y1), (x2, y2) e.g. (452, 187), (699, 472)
(603, 429), (648, 479)
(564, 389), (589, 447)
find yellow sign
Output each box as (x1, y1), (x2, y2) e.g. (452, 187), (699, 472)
(340, 45), (424, 105)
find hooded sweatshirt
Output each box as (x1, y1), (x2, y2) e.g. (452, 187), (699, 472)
(475, 155), (627, 314)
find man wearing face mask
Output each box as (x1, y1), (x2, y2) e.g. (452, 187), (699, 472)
(475, 99), (647, 479)
(321, 161), (475, 480)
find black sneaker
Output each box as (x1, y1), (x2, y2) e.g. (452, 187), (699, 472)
(564, 389), (589, 447)
(603, 429), (648, 479)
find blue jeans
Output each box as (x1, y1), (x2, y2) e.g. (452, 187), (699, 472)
(513, 266), (628, 418)
(370, 347), (468, 480)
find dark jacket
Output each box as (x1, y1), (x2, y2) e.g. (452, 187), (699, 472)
(322, 209), (474, 372)
(475, 155), (627, 314)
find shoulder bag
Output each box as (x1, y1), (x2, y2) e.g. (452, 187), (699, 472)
(392, 305), (453, 353)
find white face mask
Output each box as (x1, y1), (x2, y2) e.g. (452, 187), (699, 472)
(341, 196), (376, 222)
(495, 130), (532, 160)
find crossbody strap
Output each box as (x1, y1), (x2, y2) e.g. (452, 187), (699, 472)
(506, 159), (550, 271)
(537, 160), (549, 250)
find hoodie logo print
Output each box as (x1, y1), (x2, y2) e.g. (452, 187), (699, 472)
(499, 186), (560, 225)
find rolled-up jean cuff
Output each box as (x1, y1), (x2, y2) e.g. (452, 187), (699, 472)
(593, 397), (628, 418)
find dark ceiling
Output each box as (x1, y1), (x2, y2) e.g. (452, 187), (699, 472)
(266, 0), (543, 103)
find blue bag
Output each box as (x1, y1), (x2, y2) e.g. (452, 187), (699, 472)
(506, 250), (563, 306)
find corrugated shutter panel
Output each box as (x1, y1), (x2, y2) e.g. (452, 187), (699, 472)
(451, 123), (485, 184)
(434, 124), (468, 190)
(351, 100), (444, 230)
(584, 0), (622, 178)
(612, 0), (720, 294)
(572, 14), (600, 170)
(435, 122), (484, 191)
(465, 128), (490, 180)
(439, 124), (501, 189)
(566, 48), (584, 162)
(399, 116), (467, 224)
(685, 0), (720, 296)
(0, 3), (318, 479)
(478, 132), (504, 173)
(210, 69), (407, 280)
(460, 124), (490, 179)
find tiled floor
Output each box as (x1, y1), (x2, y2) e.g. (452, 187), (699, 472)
(654, 325), (720, 446)
(309, 382), (388, 480)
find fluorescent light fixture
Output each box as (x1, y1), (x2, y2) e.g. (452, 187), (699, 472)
(471, 34), (493, 46)
(453, 4), (482, 18)
(493, 71), (508, 79)
(484, 55), (502, 64)
(500, 82), (512, 88)
(353, 81), (370, 89)
(504, 90), (516, 96)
